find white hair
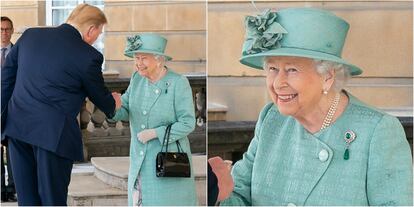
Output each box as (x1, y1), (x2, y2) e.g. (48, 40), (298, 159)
(262, 57), (351, 92)
(313, 59), (351, 92)
(154, 55), (167, 69)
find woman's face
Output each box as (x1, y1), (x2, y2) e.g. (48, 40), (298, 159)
(265, 56), (326, 118)
(134, 53), (159, 78)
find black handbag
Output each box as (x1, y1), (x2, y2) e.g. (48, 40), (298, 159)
(156, 125), (191, 177)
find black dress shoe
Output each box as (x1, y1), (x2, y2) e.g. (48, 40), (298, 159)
(1, 192), (8, 202)
(6, 193), (16, 202)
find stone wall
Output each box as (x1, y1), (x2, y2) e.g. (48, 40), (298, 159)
(0, 1), (44, 41)
(103, 0), (206, 78)
(0, 0), (206, 78)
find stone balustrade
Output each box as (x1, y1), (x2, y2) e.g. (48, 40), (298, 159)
(80, 73), (206, 161)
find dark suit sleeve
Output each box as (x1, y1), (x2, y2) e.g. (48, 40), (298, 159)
(208, 163), (219, 206)
(81, 53), (115, 118)
(1, 41), (19, 136)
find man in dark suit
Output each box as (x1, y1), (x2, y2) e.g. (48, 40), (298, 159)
(1, 4), (121, 206)
(208, 156), (234, 206)
(208, 163), (219, 206)
(1, 15), (17, 203)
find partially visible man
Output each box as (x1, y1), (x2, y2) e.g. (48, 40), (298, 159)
(1, 16), (13, 68)
(1, 4), (121, 205)
(0, 16), (17, 203)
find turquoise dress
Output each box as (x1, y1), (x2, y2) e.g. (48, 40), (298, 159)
(111, 69), (198, 206)
(221, 93), (413, 206)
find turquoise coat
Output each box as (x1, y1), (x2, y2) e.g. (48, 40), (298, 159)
(221, 93), (413, 206)
(111, 69), (198, 206)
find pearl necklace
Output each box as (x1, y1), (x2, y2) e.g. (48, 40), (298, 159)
(320, 93), (340, 131)
(150, 67), (167, 83)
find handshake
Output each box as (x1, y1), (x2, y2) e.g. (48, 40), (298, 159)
(112, 92), (122, 110)
(209, 156), (234, 204)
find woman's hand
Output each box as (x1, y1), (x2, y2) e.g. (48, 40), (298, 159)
(137, 129), (157, 144)
(112, 92), (122, 110)
(208, 156), (234, 202)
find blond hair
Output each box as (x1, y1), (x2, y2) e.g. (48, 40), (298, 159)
(66, 4), (107, 33)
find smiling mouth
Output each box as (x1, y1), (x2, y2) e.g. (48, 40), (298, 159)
(277, 94), (298, 102)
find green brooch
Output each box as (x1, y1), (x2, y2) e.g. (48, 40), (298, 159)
(344, 130), (356, 160)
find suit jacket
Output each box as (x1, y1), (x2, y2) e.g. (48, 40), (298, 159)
(1, 24), (115, 161)
(111, 69), (197, 206)
(208, 163), (219, 206)
(221, 93), (413, 206)
(1, 43), (13, 145)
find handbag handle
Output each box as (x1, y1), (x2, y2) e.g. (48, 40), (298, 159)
(161, 125), (172, 152)
(160, 124), (184, 153)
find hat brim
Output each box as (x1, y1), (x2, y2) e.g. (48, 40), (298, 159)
(240, 47), (362, 76)
(124, 49), (172, 61)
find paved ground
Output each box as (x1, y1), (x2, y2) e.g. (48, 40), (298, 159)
(0, 163), (94, 206)
(0, 201), (17, 206)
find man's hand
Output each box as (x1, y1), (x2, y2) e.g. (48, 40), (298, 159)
(208, 156), (234, 202)
(137, 129), (157, 144)
(112, 92), (122, 110)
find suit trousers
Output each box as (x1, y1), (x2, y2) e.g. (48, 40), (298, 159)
(8, 137), (73, 206)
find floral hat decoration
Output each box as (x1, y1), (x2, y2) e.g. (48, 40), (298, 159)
(240, 8), (363, 76)
(124, 33), (172, 60)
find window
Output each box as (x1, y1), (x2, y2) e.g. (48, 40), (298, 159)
(45, 0), (105, 58)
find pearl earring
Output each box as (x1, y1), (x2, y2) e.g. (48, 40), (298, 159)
(323, 90), (328, 95)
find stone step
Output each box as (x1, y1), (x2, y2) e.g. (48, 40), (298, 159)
(91, 157), (129, 191)
(72, 162), (94, 175)
(0, 201), (17, 206)
(192, 154), (207, 206)
(91, 155), (207, 205)
(68, 174), (127, 206)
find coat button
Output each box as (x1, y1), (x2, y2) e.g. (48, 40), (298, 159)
(155, 89), (160, 94)
(140, 151), (144, 155)
(142, 110), (147, 115)
(287, 203), (296, 206)
(141, 124), (146, 129)
(319, 149), (329, 162)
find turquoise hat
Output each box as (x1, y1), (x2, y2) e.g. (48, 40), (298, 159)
(124, 34), (172, 60)
(240, 8), (362, 76)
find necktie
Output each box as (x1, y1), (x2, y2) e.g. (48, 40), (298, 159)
(1, 48), (6, 69)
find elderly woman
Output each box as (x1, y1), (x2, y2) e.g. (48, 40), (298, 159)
(111, 34), (198, 206)
(219, 8), (412, 206)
